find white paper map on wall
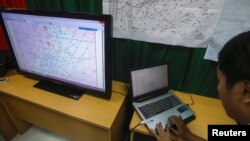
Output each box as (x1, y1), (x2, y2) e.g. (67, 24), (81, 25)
(103, 0), (225, 48)
(204, 0), (250, 61)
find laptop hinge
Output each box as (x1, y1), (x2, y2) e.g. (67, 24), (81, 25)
(136, 95), (154, 102)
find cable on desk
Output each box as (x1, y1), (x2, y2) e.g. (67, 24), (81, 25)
(185, 93), (194, 106)
(112, 90), (127, 96)
(112, 83), (130, 96)
(130, 120), (146, 132)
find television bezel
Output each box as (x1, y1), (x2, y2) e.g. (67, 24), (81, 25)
(0, 9), (113, 100)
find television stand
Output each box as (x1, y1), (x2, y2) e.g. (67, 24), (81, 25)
(34, 80), (85, 100)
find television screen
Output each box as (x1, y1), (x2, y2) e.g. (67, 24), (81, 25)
(0, 9), (112, 100)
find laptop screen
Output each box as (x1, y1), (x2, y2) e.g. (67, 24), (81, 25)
(131, 64), (169, 99)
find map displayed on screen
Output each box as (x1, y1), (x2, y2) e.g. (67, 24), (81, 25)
(3, 13), (105, 90)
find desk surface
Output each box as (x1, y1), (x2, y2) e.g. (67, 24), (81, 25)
(129, 90), (235, 139)
(0, 71), (128, 130)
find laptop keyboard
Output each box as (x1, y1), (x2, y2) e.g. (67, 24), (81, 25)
(138, 95), (181, 119)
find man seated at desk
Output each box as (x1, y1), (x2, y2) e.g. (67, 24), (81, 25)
(153, 31), (250, 141)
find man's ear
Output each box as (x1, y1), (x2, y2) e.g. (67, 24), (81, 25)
(242, 81), (250, 103)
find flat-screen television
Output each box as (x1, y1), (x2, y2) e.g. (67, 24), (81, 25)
(0, 9), (113, 100)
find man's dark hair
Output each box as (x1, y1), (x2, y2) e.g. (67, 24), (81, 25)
(218, 31), (250, 89)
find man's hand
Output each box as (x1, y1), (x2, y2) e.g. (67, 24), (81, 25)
(152, 122), (177, 141)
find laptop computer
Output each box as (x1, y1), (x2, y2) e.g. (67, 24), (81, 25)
(130, 64), (195, 131)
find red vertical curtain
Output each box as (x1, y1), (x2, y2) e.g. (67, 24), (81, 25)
(0, 0), (26, 8)
(0, 0), (26, 51)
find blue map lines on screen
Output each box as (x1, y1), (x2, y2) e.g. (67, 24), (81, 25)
(12, 20), (99, 86)
(79, 27), (97, 31)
